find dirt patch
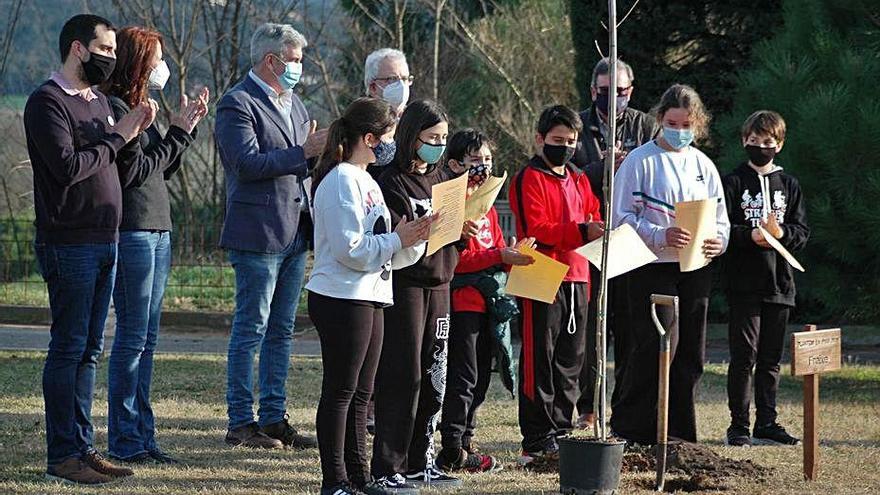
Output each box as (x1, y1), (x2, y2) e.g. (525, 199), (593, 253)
(624, 442), (772, 492)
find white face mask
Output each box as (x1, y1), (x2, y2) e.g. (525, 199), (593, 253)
(381, 80), (410, 112)
(148, 60), (171, 90)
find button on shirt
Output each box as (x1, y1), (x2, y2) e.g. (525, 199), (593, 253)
(248, 70), (293, 133)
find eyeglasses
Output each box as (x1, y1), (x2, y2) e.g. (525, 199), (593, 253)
(596, 86), (632, 96)
(375, 75), (415, 85)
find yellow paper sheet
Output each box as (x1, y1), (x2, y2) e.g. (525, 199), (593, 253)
(675, 198), (716, 272)
(574, 223), (658, 278)
(758, 226), (805, 272)
(426, 173), (468, 256)
(464, 171), (507, 221)
(505, 245), (570, 304)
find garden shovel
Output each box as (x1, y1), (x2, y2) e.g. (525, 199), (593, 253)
(650, 293), (678, 492)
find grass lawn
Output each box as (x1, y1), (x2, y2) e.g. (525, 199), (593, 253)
(0, 350), (878, 494)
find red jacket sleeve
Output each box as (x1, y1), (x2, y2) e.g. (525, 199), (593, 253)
(455, 208), (505, 273)
(510, 167), (585, 251)
(582, 176), (602, 223)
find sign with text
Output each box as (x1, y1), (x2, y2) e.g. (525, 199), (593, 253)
(791, 328), (841, 377)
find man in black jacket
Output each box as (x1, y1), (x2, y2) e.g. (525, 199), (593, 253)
(572, 58), (657, 430)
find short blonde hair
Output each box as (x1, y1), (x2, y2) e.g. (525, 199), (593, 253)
(741, 110), (786, 143)
(652, 84), (712, 142)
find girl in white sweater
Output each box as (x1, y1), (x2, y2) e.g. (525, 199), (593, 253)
(307, 97), (432, 495)
(610, 84), (730, 445)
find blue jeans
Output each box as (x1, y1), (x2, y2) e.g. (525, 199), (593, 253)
(226, 233), (307, 430)
(107, 231), (172, 459)
(34, 242), (117, 466)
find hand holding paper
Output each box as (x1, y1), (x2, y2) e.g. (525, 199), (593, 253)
(465, 171), (507, 221)
(426, 173), (468, 256)
(674, 198), (717, 272)
(505, 245), (569, 304)
(758, 225), (805, 272)
(575, 223), (657, 278)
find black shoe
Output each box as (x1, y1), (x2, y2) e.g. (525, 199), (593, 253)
(260, 413), (318, 449)
(753, 423), (800, 445)
(148, 449), (181, 464)
(322, 481), (364, 495)
(363, 474), (420, 494)
(108, 452), (153, 464)
(404, 466), (461, 487)
(725, 425), (752, 447)
(436, 447), (501, 473)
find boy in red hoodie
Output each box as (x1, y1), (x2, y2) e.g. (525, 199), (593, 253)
(508, 105), (604, 468)
(436, 129), (535, 474)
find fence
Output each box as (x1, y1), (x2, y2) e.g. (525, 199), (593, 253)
(0, 200), (516, 313)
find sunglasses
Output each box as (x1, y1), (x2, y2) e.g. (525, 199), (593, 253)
(596, 86), (632, 96)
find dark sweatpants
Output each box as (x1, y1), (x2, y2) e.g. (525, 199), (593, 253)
(577, 266), (600, 415)
(610, 263), (711, 444)
(440, 311), (493, 451)
(519, 282), (588, 452)
(726, 298), (790, 429)
(309, 292), (383, 488)
(371, 285), (450, 477)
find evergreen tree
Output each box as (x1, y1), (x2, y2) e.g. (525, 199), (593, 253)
(717, 0), (880, 322)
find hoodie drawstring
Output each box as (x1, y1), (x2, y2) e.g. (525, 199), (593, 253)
(566, 284), (577, 335)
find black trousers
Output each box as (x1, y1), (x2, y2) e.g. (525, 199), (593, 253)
(610, 263), (711, 444)
(371, 286), (450, 477)
(577, 267), (600, 415)
(439, 311), (493, 451)
(518, 282), (588, 452)
(309, 291), (383, 488)
(726, 298), (790, 429)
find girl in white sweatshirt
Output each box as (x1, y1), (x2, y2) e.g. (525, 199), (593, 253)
(609, 84), (730, 445)
(306, 98), (432, 495)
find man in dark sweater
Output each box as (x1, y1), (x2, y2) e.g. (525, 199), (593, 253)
(571, 58), (657, 431)
(23, 14), (151, 485)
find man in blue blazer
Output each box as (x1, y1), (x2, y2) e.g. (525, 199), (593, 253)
(215, 22), (326, 450)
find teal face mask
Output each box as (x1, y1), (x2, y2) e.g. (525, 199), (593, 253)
(273, 55), (302, 90)
(662, 127), (694, 149)
(416, 140), (446, 165)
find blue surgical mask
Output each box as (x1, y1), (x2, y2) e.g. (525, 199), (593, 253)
(273, 55), (302, 90)
(416, 140), (446, 165)
(372, 140), (396, 167)
(662, 127), (694, 150)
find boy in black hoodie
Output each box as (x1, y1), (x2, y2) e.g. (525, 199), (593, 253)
(722, 110), (809, 447)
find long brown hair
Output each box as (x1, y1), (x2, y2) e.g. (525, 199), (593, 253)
(100, 26), (164, 108)
(651, 84), (712, 143)
(311, 97), (396, 195)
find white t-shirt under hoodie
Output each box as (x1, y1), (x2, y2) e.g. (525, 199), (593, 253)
(306, 162), (402, 304)
(612, 140), (730, 264)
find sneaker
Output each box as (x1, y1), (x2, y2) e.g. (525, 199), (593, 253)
(404, 466), (462, 487)
(322, 481), (364, 495)
(149, 449), (181, 464)
(225, 422), (283, 449)
(462, 439), (480, 455)
(82, 450), (134, 478)
(45, 457), (113, 485)
(436, 447), (501, 473)
(753, 422), (800, 445)
(517, 444), (559, 472)
(575, 412), (597, 430)
(261, 414), (318, 449)
(725, 425), (752, 447)
(363, 474), (420, 495)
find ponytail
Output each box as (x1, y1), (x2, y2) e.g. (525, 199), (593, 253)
(311, 119), (348, 196)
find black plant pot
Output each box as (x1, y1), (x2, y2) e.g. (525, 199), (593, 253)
(558, 437), (625, 495)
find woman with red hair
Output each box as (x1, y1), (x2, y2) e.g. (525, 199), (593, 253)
(100, 26), (208, 464)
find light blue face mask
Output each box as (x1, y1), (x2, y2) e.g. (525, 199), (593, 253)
(273, 55), (302, 90)
(662, 126), (694, 150)
(416, 140), (446, 165)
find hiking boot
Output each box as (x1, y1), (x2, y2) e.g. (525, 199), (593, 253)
(322, 481), (364, 495)
(753, 422), (800, 445)
(436, 447), (501, 473)
(260, 414), (317, 449)
(83, 450), (134, 478)
(363, 474), (420, 494)
(725, 425), (752, 447)
(225, 422), (283, 449)
(45, 457), (113, 485)
(575, 412), (597, 430)
(404, 466), (462, 487)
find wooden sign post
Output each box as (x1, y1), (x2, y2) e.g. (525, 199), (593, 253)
(790, 324), (842, 481)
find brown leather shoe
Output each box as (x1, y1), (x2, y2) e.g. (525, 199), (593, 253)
(46, 456), (113, 484)
(226, 422), (283, 449)
(83, 450), (134, 478)
(260, 414), (317, 449)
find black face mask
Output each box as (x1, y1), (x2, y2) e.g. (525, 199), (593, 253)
(81, 51), (116, 86)
(543, 143), (576, 167)
(745, 145), (777, 167)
